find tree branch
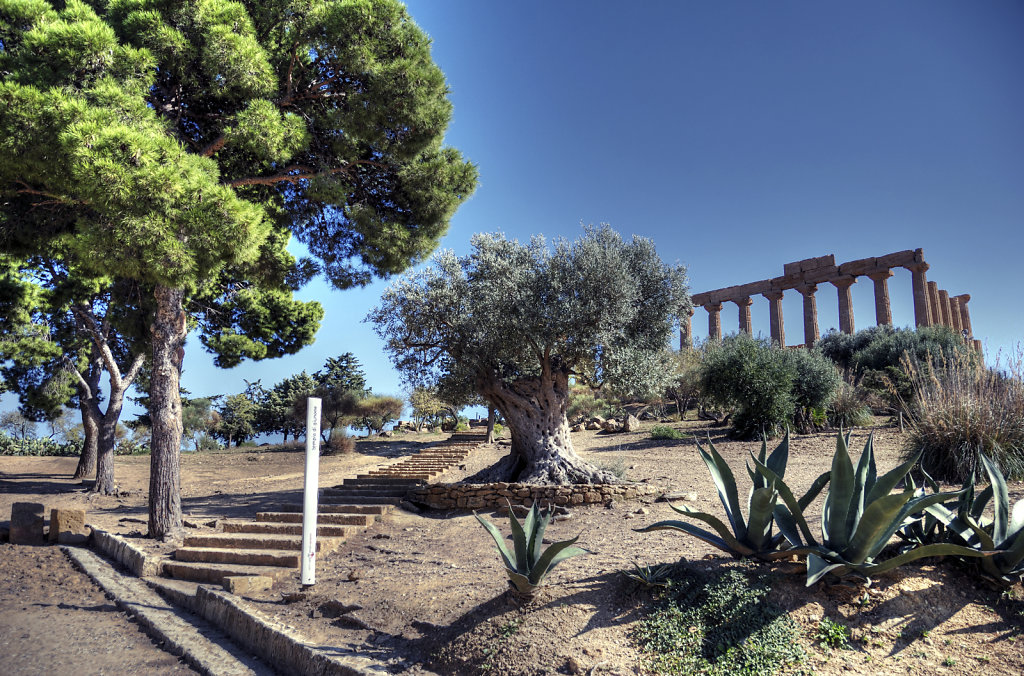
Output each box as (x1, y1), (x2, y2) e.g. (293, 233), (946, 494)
(201, 135), (227, 157)
(225, 160), (386, 187)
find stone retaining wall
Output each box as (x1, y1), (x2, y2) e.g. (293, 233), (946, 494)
(408, 482), (657, 510)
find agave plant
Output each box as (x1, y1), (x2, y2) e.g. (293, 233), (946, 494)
(948, 454), (1024, 585)
(475, 501), (588, 599)
(636, 432), (828, 560)
(754, 431), (986, 585)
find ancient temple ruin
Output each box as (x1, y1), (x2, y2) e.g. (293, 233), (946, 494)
(682, 248), (980, 353)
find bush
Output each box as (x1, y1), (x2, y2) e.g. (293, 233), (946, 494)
(567, 387), (617, 422)
(699, 334), (839, 439)
(650, 425), (684, 440)
(903, 350), (1024, 482)
(0, 433), (80, 457)
(322, 432), (356, 455)
(827, 381), (873, 428)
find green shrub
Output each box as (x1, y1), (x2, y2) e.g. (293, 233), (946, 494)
(699, 334), (839, 439)
(814, 617), (850, 649)
(634, 566), (805, 675)
(902, 351), (1024, 482)
(649, 425), (683, 440)
(0, 433), (80, 457)
(322, 432), (356, 455)
(567, 386), (618, 422)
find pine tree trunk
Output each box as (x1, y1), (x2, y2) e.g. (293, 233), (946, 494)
(72, 358), (102, 481)
(92, 387), (128, 495)
(476, 368), (618, 485)
(73, 401), (99, 481)
(148, 284), (186, 541)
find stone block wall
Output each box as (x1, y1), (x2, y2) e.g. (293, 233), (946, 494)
(408, 482), (657, 510)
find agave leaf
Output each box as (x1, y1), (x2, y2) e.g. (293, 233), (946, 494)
(476, 512), (518, 572)
(749, 437), (770, 489)
(766, 431), (791, 478)
(773, 504), (804, 547)
(506, 569), (534, 594)
(806, 552), (850, 586)
(866, 453), (920, 506)
(637, 519), (746, 555)
(923, 502), (975, 543)
(529, 535), (587, 585)
(508, 504), (529, 573)
(865, 489), (967, 563)
(697, 439), (748, 541)
(1009, 500), (1024, 540)
(666, 503), (758, 555)
(746, 486), (779, 551)
(752, 457), (818, 546)
(826, 432), (856, 551)
(980, 454), (1010, 545)
(846, 489), (916, 564)
(849, 433), (876, 537)
(798, 470), (831, 511)
(972, 484), (993, 523)
(862, 543), (993, 577)
(996, 526), (1024, 572)
(528, 504), (552, 568)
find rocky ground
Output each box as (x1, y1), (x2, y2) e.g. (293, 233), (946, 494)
(2, 421), (1024, 675)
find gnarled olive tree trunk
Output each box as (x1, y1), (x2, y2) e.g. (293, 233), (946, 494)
(72, 348), (103, 481)
(476, 367), (617, 485)
(148, 285), (186, 541)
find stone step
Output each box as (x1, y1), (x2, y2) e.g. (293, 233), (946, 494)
(353, 475), (429, 483)
(219, 521), (352, 537)
(317, 495), (404, 505)
(175, 547), (301, 568)
(182, 533), (344, 553)
(256, 512), (374, 527)
(163, 560), (295, 585)
(274, 503), (392, 515)
(322, 487), (408, 497)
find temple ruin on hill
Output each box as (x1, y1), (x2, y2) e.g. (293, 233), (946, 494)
(683, 248), (980, 353)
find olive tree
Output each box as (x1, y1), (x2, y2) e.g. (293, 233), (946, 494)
(370, 226), (689, 484)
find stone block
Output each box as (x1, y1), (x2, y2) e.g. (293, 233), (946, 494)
(570, 494), (585, 505)
(584, 491), (601, 503)
(223, 575), (274, 595)
(11, 502), (46, 545)
(49, 508), (88, 544)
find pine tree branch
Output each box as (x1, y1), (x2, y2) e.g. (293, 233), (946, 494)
(225, 160), (385, 187)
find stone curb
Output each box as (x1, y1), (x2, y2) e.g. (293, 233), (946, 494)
(62, 545), (271, 676)
(89, 528), (387, 675)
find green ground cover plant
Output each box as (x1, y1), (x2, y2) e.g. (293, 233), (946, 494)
(649, 425), (684, 440)
(634, 566), (805, 675)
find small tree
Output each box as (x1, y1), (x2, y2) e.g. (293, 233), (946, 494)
(181, 398), (219, 453)
(371, 226), (689, 484)
(214, 393), (258, 447)
(353, 395), (404, 436)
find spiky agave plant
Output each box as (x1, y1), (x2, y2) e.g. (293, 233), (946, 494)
(947, 454), (1024, 585)
(475, 501), (588, 599)
(636, 432), (829, 560)
(754, 431), (987, 585)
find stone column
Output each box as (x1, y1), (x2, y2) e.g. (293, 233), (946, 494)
(832, 276), (857, 335)
(938, 289), (952, 327)
(763, 290), (785, 347)
(973, 339), (984, 363)
(705, 302), (722, 341)
(927, 282), (943, 326)
(735, 296), (753, 334)
(797, 284), (819, 348)
(680, 307), (694, 350)
(954, 294), (973, 339)
(867, 269), (894, 326)
(907, 262), (932, 327)
(948, 296), (963, 334)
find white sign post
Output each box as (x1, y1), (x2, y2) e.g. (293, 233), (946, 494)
(300, 397), (322, 586)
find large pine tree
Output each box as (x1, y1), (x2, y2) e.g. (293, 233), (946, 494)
(1, 0), (477, 539)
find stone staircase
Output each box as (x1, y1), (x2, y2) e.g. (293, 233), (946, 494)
(162, 430), (487, 586)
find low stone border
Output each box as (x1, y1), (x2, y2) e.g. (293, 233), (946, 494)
(409, 482), (658, 510)
(91, 528), (165, 577)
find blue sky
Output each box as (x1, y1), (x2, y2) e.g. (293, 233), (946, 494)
(8, 1), (1024, 424)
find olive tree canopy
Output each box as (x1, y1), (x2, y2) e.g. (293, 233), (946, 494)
(370, 226), (689, 484)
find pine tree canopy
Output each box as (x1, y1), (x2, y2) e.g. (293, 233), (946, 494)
(0, 0), (478, 290)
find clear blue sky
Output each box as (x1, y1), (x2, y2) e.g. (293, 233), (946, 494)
(9, 1), (1024, 422)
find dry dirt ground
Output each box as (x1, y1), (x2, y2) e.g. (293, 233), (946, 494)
(3, 421), (1024, 675)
